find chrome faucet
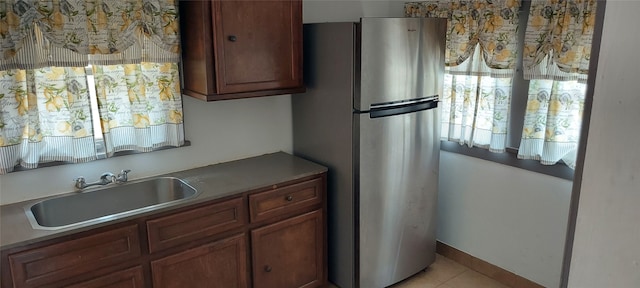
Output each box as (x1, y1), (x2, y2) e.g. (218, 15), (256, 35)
(115, 169), (131, 183)
(74, 169), (132, 191)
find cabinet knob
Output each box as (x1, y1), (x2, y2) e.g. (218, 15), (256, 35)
(285, 195), (293, 202)
(228, 35), (237, 42)
(264, 265), (272, 272)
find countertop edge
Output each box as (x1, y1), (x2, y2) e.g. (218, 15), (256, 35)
(0, 152), (327, 251)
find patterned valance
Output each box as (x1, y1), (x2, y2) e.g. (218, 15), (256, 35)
(523, 0), (597, 82)
(405, 0), (521, 77)
(0, 0), (181, 70)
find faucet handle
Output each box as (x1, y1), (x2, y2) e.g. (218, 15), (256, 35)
(74, 177), (86, 189)
(116, 169), (131, 183)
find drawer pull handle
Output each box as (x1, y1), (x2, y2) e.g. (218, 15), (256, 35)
(264, 265), (272, 272)
(228, 35), (237, 42)
(285, 195), (293, 201)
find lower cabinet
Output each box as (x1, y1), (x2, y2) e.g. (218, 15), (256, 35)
(251, 210), (324, 288)
(1, 174), (326, 288)
(151, 234), (248, 288)
(66, 267), (145, 288)
(6, 225), (141, 288)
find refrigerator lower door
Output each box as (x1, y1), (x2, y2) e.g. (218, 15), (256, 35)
(356, 105), (440, 288)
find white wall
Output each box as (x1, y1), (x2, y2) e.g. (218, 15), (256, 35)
(303, 0), (406, 23)
(0, 95), (293, 205)
(0, 2), (577, 287)
(567, 1), (640, 287)
(439, 152), (573, 288)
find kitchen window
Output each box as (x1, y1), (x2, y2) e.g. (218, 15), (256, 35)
(406, 0), (597, 179)
(0, 0), (184, 174)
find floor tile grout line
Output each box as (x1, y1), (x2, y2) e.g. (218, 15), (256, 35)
(436, 244), (542, 288)
(440, 269), (472, 286)
(445, 269), (513, 288)
(436, 256), (470, 284)
(440, 267), (468, 284)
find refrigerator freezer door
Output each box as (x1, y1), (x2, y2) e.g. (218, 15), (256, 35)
(357, 106), (440, 288)
(355, 17), (446, 111)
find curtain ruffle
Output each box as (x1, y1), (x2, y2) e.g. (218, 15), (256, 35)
(523, 0), (596, 81)
(0, 0), (181, 70)
(405, 0), (521, 77)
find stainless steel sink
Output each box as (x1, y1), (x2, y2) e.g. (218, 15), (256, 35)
(25, 177), (198, 230)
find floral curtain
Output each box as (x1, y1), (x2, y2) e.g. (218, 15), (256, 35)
(94, 63), (184, 155)
(0, 0), (183, 174)
(518, 0), (596, 168)
(405, 0), (521, 77)
(518, 79), (585, 168)
(440, 48), (513, 152)
(0, 67), (97, 173)
(0, 0), (180, 70)
(523, 0), (597, 82)
(406, 0), (520, 152)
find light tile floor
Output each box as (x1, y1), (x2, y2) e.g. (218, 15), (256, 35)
(330, 254), (509, 288)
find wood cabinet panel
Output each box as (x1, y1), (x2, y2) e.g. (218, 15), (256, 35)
(66, 266), (144, 288)
(251, 210), (324, 288)
(147, 197), (245, 253)
(8, 225), (140, 288)
(213, 0), (302, 94)
(249, 178), (322, 223)
(151, 234), (248, 288)
(179, 0), (304, 101)
(179, 0), (215, 97)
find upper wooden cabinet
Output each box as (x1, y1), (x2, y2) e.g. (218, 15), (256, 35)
(179, 0), (304, 101)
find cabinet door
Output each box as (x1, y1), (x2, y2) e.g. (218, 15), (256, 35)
(151, 234), (248, 288)
(66, 267), (144, 288)
(213, 0), (302, 94)
(251, 210), (324, 288)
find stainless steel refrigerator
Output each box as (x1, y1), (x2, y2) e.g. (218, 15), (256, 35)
(292, 18), (446, 288)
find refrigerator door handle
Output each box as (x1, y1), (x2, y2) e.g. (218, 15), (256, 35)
(369, 96), (438, 118)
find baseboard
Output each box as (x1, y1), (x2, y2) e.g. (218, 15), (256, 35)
(436, 241), (545, 288)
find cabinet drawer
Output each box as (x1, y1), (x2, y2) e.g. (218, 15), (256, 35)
(249, 178), (322, 222)
(147, 197), (246, 253)
(66, 266), (144, 288)
(8, 225), (140, 288)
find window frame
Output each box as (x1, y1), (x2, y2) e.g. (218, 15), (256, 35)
(441, 141), (575, 181)
(439, 0), (589, 181)
(8, 141), (191, 173)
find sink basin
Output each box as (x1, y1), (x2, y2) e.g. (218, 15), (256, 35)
(26, 177), (198, 229)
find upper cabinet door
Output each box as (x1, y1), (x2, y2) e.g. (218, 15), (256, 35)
(179, 0), (303, 101)
(213, 0), (303, 95)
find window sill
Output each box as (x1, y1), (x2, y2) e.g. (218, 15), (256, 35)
(440, 140), (574, 181)
(9, 141), (192, 173)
